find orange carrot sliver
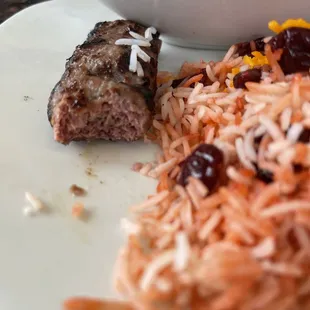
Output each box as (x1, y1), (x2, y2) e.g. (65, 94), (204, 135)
(183, 73), (203, 88)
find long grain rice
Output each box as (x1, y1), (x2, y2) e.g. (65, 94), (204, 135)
(110, 37), (310, 310)
(139, 250), (175, 291)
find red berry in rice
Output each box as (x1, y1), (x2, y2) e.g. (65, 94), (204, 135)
(233, 68), (262, 89)
(235, 37), (266, 56)
(178, 144), (225, 193)
(255, 167), (274, 184)
(268, 27), (310, 74)
(298, 128), (310, 143)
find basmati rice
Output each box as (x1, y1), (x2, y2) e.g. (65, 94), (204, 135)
(66, 21), (310, 310)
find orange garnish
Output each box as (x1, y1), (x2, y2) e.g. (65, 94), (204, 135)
(183, 73), (204, 88)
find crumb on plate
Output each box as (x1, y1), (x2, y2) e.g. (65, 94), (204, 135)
(23, 191), (45, 216)
(70, 184), (87, 197)
(72, 202), (85, 219)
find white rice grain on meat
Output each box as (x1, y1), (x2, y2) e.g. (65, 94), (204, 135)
(136, 61), (144, 77)
(129, 48), (138, 72)
(115, 38), (151, 47)
(132, 45), (151, 62)
(129, 31), (147, 41)
(144, 26), (157, 40)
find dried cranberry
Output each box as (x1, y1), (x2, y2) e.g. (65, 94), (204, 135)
(255, 166), (274, 184)
(236, 37), (265, 56)
(178, 144), (224, 192)
(233, 68), (262, 89)
(293, 164), (304, 173)
(254, 37), (266, 53)
(257, 169), (274, 184)
(268, 27), (310, 74)
(298, 128), (310, 143)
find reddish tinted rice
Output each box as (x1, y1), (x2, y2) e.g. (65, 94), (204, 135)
(113, 43), (310, 310)
(64, 38), (310, 310)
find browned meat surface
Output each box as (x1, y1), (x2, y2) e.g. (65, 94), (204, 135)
(48, 20), (161, 144)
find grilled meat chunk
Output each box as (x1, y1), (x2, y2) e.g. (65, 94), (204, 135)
(48, 20), (161, 144)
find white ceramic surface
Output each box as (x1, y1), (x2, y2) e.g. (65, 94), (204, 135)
(100, 0), (310, 49)
(0, 1), (224, 309)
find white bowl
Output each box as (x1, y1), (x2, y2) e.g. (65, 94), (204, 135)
(99, 0), (310, 49)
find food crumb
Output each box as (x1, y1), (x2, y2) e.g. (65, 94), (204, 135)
(23, 191), (45, 216)
(85, 167), (97, 177)
(132, 162), (143, 172)
(25, 191), (44, 210)
(71, 202), (85, 219)
(23, 206), (36, 217)
(23, 96), (33, 102)
(70, 184), (87, 197)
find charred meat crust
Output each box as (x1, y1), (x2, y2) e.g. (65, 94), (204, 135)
(47, 20), (161, 142)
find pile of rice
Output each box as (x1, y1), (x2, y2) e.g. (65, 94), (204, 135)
(113, 32), (310, 309)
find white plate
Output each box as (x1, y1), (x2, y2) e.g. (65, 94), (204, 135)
(0, 1), (224, 309)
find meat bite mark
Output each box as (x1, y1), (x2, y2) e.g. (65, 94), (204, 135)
(48, 20), (161, 144)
